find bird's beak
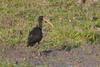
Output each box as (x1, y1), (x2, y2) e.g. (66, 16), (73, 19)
(44, 20), (54, 27)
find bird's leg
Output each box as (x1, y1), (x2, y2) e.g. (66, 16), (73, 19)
(34, 42), (40, 50)
(37, 42), (41, 56)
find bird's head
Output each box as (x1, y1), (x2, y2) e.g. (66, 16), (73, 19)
(38, 16), (44, 22)
(38, 16), (54, 27)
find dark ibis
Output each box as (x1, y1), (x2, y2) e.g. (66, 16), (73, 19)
(27, 16), (53, 47)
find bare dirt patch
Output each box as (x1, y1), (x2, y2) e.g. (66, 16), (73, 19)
(0, 44), (100, 67)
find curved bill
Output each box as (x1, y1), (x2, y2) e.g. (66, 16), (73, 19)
(44, 20), (54, 27)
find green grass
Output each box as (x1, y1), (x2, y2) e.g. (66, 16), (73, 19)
(0, 58), (32, 67)
(0, 0), (100, 50)
(0, 0), (100, 66)
(0, 57), (49, 67)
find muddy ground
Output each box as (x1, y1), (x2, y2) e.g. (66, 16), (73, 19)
(0, 44), (100, 67)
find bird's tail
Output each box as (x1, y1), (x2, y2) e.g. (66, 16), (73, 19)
(27, 41), (36, 47)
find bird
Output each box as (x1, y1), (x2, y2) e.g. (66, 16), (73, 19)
(27, 16), (53, 47)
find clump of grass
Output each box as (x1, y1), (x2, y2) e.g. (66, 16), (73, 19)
(0, 57), (33, 67)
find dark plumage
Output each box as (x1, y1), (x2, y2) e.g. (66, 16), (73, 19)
(27, 16), (53, 47)
(27, 27), (43, 46)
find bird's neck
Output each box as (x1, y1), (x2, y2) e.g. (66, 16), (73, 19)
(37, 21), (43, 29)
